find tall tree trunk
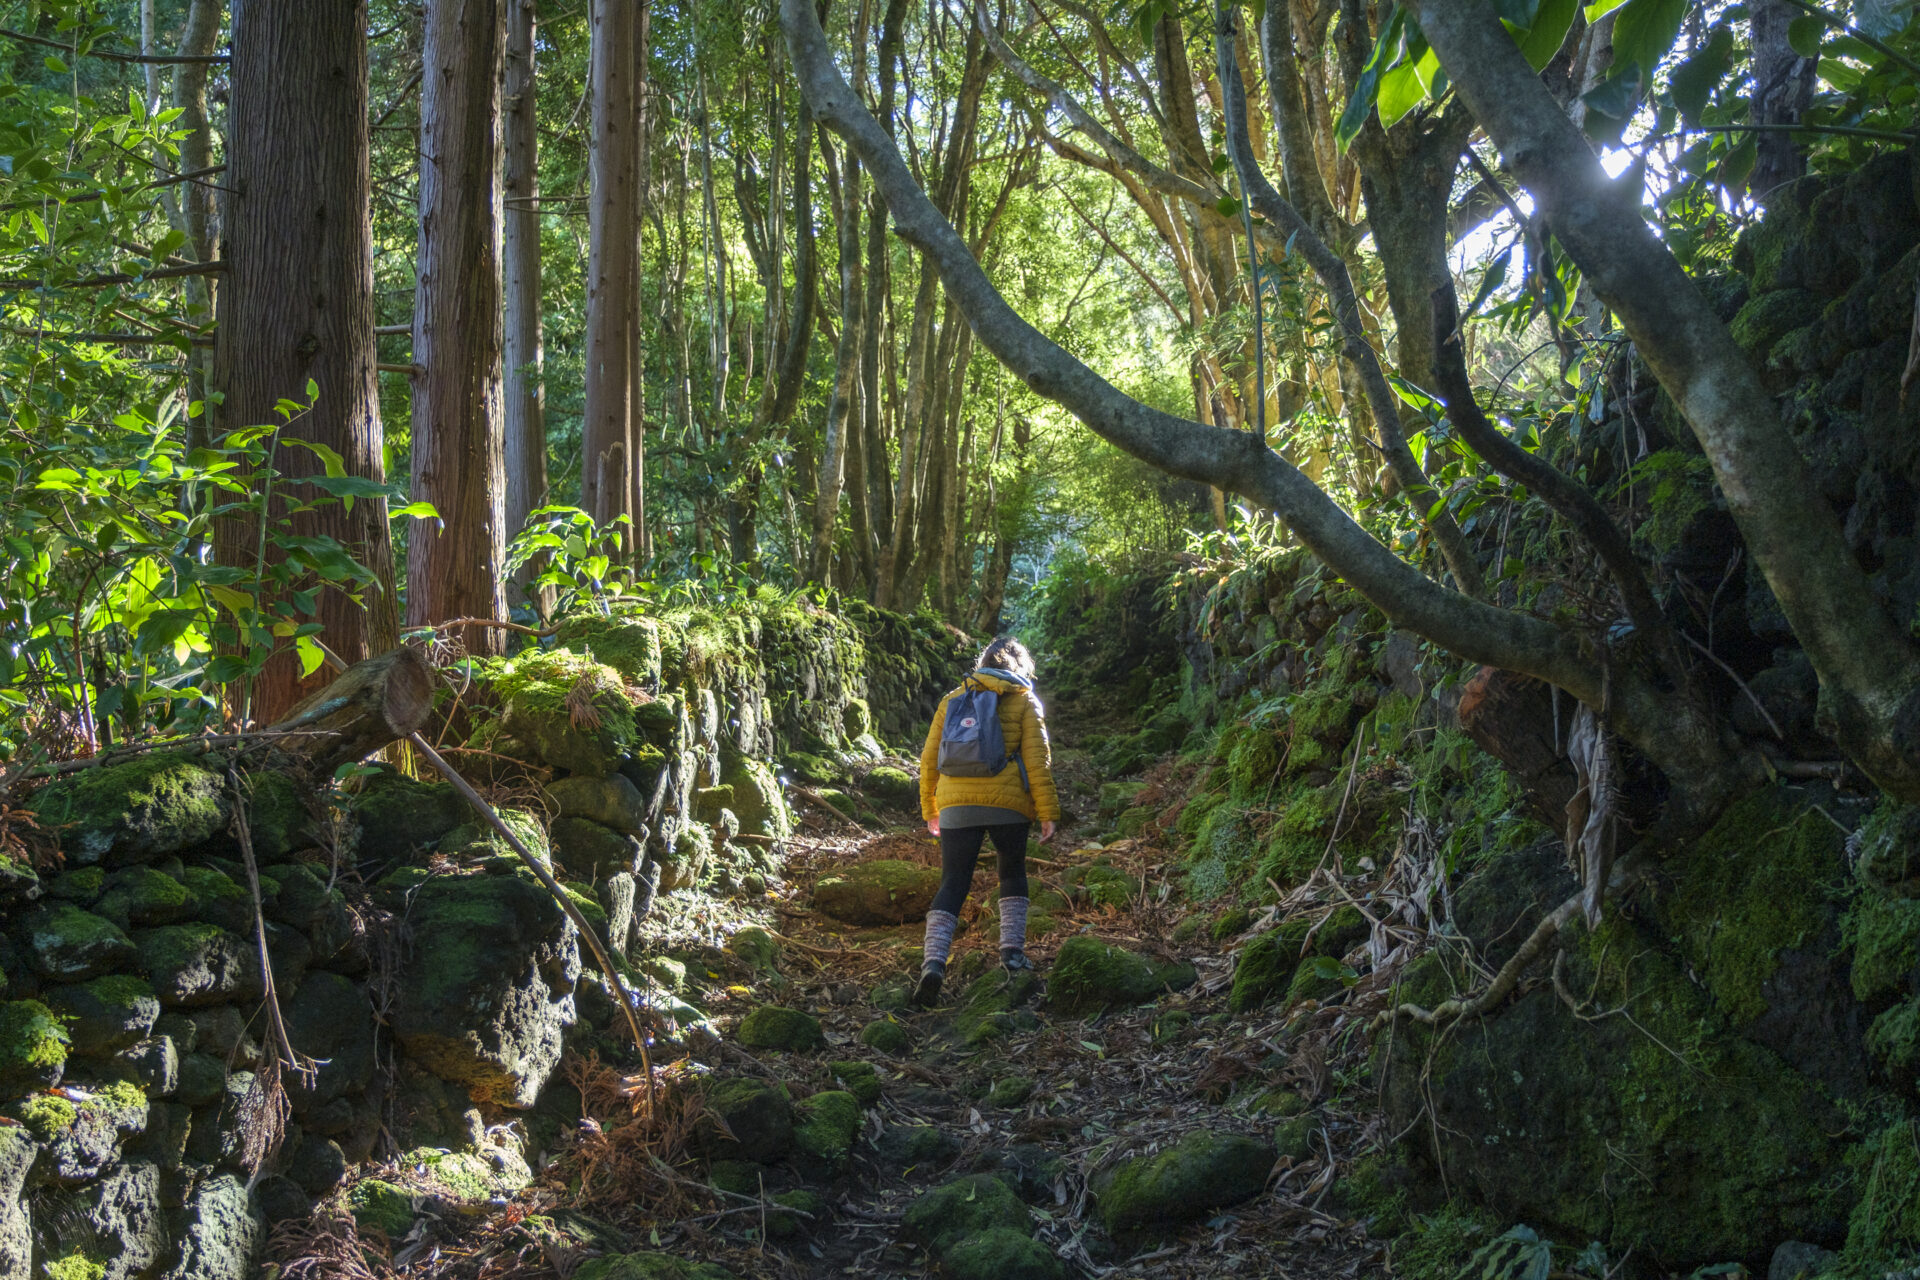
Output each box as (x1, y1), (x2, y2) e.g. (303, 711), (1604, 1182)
(216, 0), (397, 725)
(811, 135), (864, 585)
(408, 0), (509, 650)
(581, 0), (637, 538)
(630, 0), (654, 559)
(503, 0), (547, 605)
(1749, 0), (1816, 197)
(172, 0), (222, 448)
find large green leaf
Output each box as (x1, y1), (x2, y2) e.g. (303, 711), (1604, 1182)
(1610, 0), (1689, 83)
(1669, 25), (1734, 123)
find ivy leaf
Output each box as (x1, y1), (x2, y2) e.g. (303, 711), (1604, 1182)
(1787, 13), (1826, 57)
(1608, 0), (1687, 86)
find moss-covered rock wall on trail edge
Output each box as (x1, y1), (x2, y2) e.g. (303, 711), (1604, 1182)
(0, 591), (966, 1280)
(1043, 546), (1920, 1272)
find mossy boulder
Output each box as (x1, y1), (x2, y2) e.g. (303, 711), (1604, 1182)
(40, 1079), (149, 1184)
(178, 865), (254, 934)
(1062, 862), (1139, 908)
(547, 774), (650, 837)
(550, 816), (644, 881)
(988, 1076), (1034, 1108)
(48, 867), (108, 904)
(494, 649), (643, 775)
(163, 1172), (261, 1280)
(768, 1188), (826, 1238)
(388, 871), (580, 1107)
(1378, 902), (1852, 1269)
(0, 997), (70, 1090)
(134, 923), (260, 1008)
(350, 1178), (418, 1237)
(1048, 936), (1196, 1015)
(785, 751), (843, 787)
(860, 1018), (910, 1054)
(696, 1077), (793, 1162)
(862, 765), (916, 805)
(282, 971), (378, 1115)
(828, 1059), (882, 1106)
(91, 865), (193, 930)
(902, 1173), (1032, 1254)
(1095, 1129), (1274, 1237)
(350, 772), (468, 863)
(793, 1089), (861, 1167)
(718, 749), (791, 839)
(813, 859), (942, 925)
(0, 1127), (32, 1275)
(552, 609), (665, 686)
(45, 975), (159, 1056)
(573, 1253), (738, 1280)
(736, 1005), (823, 1051)
(726, 927), (780, 972)
(955, 969), (1042, 1044)
(32, 751), (227, 865)
(24, 904), (137, 982)
(436, 806), (550, 867)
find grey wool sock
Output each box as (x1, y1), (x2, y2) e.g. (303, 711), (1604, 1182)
(999, 896), (1030, 953)
(922, 910), (958, 966)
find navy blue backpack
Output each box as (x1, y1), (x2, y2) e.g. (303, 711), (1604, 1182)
(936, 676), (1028, 786)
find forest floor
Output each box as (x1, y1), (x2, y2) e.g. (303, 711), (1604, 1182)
(372, 710), (1398, 1280)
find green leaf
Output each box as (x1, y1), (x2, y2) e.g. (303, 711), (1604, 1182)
(284, 437), (347, 477)
(1583, 0), (1629, 18)
(1376, 61), (1428, 128)
(1609, 0), (1688, 85)
(390, 501), (441, 522)
(294, 634), (327, 678)
(1669, 26), (1734, 123)
(1336, 4), (1408, 151)
(1787, 13), (1825, 57)
(1515, 0), (1579, 69)
(1214, 195), (1242, 218)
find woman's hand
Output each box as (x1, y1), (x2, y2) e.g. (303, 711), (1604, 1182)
(1040, 820), (1056, 844)
(927, 817), (940, 836)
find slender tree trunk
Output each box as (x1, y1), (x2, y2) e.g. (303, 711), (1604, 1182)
(581, 0), (637, 538)
(216, 0), (396, 724)
(408, 0), (509, 650)
(812, 135), (864, 585)
(172, 0), (222, 447)
(630, 0), (653, 558)
(503, 0), (547, 605)
(1749, 0), (1816, 197)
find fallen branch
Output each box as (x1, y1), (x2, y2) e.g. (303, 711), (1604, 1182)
(793, 783), (854, 825)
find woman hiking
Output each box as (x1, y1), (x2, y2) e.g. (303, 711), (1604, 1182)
(913, 636), (1060, 1006)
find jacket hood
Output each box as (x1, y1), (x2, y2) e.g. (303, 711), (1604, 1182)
(968, 668), (1032, 693)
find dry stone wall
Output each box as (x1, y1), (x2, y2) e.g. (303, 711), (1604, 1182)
(0, 594), (965, 1279)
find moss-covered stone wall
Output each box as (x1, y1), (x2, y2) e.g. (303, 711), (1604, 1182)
(0, 592), (968, 1279)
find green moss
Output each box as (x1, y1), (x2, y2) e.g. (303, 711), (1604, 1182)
(1666, 788), (1843, 1023)
(942, 1227), (1063, 1280)
(93, 865), (191, 928)
(1229, 921), (1311, 1013)
(492, 648), (640, 774)
(863, 766), (915, 803)
(785, 751), (842, 786)
(350, 1178), (418, 1238)
(552, 609), (665, 685)
(1097, 1130), (1274, 1235)
(34, 750), (226, 864)
(736, 1005), (824, 1051)
(44, 1254), (106, 1280)
(1210, 906), (1252, 941)
(955, 970), (1042, 1044)
(828, 1060), (881, 1106)
(1063, 863), (1138, 908)
(706, 1159), (764, 1196)
(1846, 893), (1920, 1003)
(793, 1089), (861, 1165)
(15, 1091), (77, 1139)
(726, 927), (780, 971)
(1273, 1112), (1317, 1162)
(860, 1018), (910, 1054)
(768, 1188), (826, 1238)
(1049, 936), (1195, 1015)
(573, 1253), (738, 1280)
(1227, 728), (1282, 798)
(987, 1076), (1033, 1107)
(47, 867), (107, 903)
(350, 773), (468, 862)
(405, 1146), (528, 1200)
(1839, 1117), (1920, 1272)
(0, 998), (70, 1090)
(1729, 287), (1821, 355)
(902, 1174), (1031, 1253)
(1866, 999), (1920, 1074)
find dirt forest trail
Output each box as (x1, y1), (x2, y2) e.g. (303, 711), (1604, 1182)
(498, 706), (1396, 1280)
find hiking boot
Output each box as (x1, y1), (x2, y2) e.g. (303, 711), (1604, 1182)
(1001, 948), (1036, 973)
(912, 959), (946, 1007)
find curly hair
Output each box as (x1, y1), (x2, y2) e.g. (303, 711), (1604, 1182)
(976, 635), (1035, 681)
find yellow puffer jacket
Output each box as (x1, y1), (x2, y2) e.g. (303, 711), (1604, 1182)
(918, 671), (1061, 823)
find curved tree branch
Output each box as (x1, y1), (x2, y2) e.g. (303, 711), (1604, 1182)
(1426, 283), (1664, 637)
(1409, 0), (1920, 800)
(1212, 4), (1486, 598)
(781, 0), (1585, 699)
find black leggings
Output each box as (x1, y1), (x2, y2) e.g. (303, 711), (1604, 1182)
(931, 821), (1031, 915)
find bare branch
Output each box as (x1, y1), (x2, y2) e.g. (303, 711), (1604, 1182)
(0, 26), (227, 63)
